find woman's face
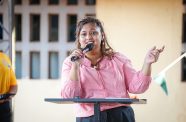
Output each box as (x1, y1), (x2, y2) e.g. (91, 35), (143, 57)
(79, 23), (102, 53)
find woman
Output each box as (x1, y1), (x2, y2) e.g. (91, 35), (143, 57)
(61, 17), (164, 122)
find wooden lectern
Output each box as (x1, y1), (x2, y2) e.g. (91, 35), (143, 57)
(44, 98), (147, 122)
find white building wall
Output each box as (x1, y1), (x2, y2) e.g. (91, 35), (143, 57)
(97, 0), (186, 122)
(1, 0), (186, 122)
(12, 0), (95, 79)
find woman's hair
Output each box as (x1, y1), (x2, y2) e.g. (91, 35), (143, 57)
(75, 17), (114, 58)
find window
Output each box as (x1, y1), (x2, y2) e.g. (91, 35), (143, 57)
(15, 0), (22, 5)
(183, 14), (186, 43)
(85, 0), (96, 5)
(30, 0), (40, 5)
(85, 14), (96, 18)
(15, 14), (22, 41)
(48, 0), (59, 5)
(15, 51), (22, 79)
(0, 14), (3, 39)
(181, 52), (186, 81)
(67, 14), (77, 42)
(30, 52), (40, 79)
(49, 14), (58, 42)
(49, 52), (59, 79)
(67, 0), (77, 5)
(183, 0), (186, 4)
(30, 14), (40, 42)
(182, 13), (186, 81)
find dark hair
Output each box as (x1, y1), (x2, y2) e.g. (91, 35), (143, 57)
(75, 17), (114, 58)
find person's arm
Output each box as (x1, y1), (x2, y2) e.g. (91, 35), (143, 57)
(0, 85), (17, 103)
(120, 46), (164, 93)
(69, 62), (80, 81)
(141, 46), (164, 76)
(61, 57), (82, 98)
(67, 49), (83, 82)
(8, 67), (18, 97)
(5, 68), (18, 101)
(61, 61), (81, 98)
(8, 85), (18, 95)
(4, 85), (18, 101)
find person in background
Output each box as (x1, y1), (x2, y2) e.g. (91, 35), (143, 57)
(0, 50), (18, 122)
(61, 17), (164, 122)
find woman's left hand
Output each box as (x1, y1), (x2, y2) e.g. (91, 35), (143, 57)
(145, 46), (164, 64)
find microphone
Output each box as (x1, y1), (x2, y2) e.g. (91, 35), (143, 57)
(71, 43), (94, 62)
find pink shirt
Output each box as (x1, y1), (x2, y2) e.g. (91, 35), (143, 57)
(61, 52), (151, 117)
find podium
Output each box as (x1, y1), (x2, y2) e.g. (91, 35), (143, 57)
(44, 98), (147, 122)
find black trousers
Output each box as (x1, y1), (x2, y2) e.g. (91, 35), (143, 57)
(0, 101), (12, 122)
(76, 106), (135, 122)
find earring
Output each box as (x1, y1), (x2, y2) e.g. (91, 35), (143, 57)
(102, 40), (105, 46)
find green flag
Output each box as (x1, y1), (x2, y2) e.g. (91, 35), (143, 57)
(153, 73), (168, 95)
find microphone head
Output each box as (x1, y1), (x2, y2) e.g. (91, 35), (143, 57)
(82, 43), (94, 53)
(71, 43), (94, 62)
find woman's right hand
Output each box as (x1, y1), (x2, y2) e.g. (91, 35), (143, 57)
(68, 49), (83, 81)
(70, 49), (84, 64)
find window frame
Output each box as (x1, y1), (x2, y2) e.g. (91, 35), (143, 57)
(15, 14), (22, 42)
(15, 0), (22, 5)
(48, 14), (59, 42)
(48, 51), (59, 79)
(181, 52), (186, 82)
(30, 51), (40, 79)
(67, 0), (78, 5)
(15, 51), (22, 79)
(183, 0), (186, 4)
(67, 14), (77, 42)
(182, 14), (186, 43)
(85, 0), (96, 5)
(0, 13), (3, 40)
(30, 14), (40, 42)
(29, 0), (40, 5)
(181, 13), (186, 82)
(48, 0), (59, 5)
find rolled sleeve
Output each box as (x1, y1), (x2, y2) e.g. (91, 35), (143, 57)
(61, 79), (81, 98)
(118, 53), (152, 94)
(61, 57), (81, 98)
(128, 71), (151, 93)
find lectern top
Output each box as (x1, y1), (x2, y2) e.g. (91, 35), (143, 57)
(44, 98), (147, 104)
